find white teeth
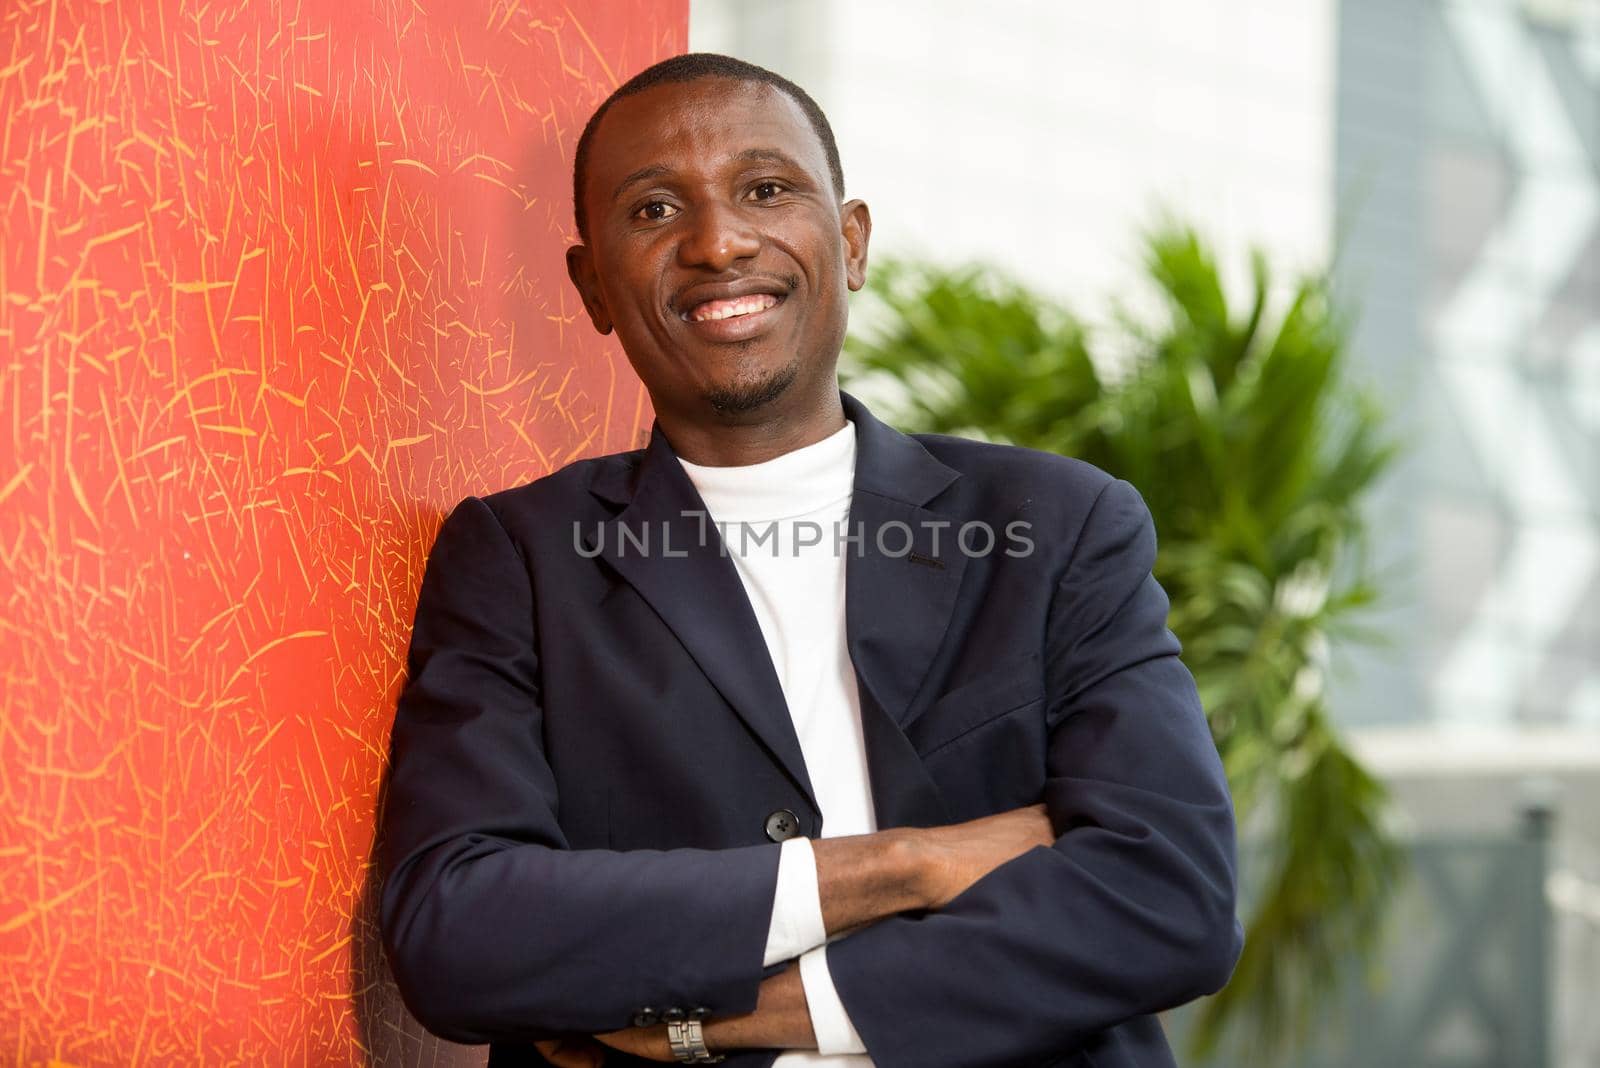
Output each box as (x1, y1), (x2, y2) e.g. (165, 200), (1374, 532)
(686, 294), (779, 322)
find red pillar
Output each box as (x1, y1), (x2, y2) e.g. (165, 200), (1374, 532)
(0, 1), (684, 1060)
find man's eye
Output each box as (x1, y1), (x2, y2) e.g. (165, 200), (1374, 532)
(635, 201), (678, 222)
(750, 182), (785, 201)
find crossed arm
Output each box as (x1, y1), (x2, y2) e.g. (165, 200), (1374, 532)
(574, 805), (1059, 1063)
(380, 480), (1241, 1066)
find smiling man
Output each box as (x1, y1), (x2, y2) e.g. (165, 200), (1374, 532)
(564, 63), (864, 468)
(379, 53), (1242, 1068)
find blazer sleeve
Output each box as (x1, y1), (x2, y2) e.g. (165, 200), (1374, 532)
(377, 495), (782, 1045)
(822, 477), (1244, 1068)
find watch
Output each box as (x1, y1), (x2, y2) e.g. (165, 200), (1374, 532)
(665, 1018), (724, 1063)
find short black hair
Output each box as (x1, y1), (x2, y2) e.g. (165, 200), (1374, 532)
(571, 52), (845, 241)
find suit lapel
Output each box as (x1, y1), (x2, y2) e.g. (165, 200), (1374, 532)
(586, 393), (970, 831)
(588, 430), (818, 814)
(842, 394), (967, 827)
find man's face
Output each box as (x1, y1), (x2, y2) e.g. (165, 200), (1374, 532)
(567, 78), (870, 423)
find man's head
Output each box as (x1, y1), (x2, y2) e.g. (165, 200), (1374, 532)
(566, 53), (870, 432)
(572, 54), (845, 244)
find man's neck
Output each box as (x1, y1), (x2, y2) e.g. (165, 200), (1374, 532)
(656, 388), (847, 467)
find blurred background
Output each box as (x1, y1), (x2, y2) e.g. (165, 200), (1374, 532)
(1, 0), (1596, 1064)
(696, 2), (1600, 1064)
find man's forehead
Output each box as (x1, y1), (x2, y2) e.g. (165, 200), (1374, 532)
(587, 78), (824, 187)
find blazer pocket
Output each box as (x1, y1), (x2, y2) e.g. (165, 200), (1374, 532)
(910, 653), (1045, 757)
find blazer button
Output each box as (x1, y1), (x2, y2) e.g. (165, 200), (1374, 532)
(765, 808), (801, 842)
(689, 1006), (712, 1021)
(662, 1007), (686, 1024)
(632, 1007), (658, 1027)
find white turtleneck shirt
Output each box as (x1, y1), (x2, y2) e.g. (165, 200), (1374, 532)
(677, 418), (875, 1065)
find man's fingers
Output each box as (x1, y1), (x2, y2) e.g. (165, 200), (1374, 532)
(534, 1037), (606, 1068)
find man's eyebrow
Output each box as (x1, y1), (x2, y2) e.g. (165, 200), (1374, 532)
(734, 148), (806, 172)
(611, 163), (672, 203)
(609, 150), (810, 203)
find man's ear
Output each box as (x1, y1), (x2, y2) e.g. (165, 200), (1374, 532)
(840, 199), (872, 292)
(565, 244), (614, 335)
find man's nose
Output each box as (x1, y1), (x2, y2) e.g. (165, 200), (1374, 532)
(676, 203), (761, 271)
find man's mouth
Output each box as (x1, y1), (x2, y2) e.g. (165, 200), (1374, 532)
(681, 293), (783, 322)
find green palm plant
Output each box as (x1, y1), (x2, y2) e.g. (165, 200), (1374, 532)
(843, 225), (1403, 1059)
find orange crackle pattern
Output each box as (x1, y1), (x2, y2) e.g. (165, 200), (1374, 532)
(0, 1), (683, 1062)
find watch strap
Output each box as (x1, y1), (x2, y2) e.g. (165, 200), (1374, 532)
(665, 1018), (723, 1063)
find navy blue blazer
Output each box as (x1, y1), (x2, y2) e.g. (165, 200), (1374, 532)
(379, 391), (1243, 1068)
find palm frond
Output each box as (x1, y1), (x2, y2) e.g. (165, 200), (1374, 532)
(843, 223), (1403, 1059)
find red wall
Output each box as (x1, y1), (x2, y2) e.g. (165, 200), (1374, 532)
(0, 2), (684, 1061)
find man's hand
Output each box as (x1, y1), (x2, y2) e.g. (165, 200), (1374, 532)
(592, 1023), (678, 1062)
(809, 802), (1058, 936)
(533, 1035), (610, 1067)
(914, 802), (1058, 909)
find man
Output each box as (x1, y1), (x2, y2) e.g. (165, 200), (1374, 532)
(379, 53), (1242, 1068)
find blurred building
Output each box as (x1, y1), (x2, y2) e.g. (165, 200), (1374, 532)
(692, 1), (1599, 1064)
(693, 0), (1337, 317)
(690, 0), (1598, 729)
(1335, 6), (1600, 1063)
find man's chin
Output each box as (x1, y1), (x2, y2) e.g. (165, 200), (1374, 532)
(701, 361), (801, 416)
